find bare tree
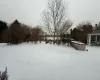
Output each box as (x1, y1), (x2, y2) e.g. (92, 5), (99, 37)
(60, 20), (73, 34)
(77, 21), (91, 30)
(42, 11), (53, 35)
(42, 0), (68, 40)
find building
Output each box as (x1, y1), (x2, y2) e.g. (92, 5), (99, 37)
(87, 29), (100, 46)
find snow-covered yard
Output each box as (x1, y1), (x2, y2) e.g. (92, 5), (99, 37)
(0, 42), (100, 80)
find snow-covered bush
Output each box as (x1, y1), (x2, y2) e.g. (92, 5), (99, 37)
(0, 67), (8, 80)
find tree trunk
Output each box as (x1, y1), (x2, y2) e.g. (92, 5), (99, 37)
(53, 32), (56, 41)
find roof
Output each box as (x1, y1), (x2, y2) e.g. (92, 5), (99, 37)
(89, 29), (100, 34)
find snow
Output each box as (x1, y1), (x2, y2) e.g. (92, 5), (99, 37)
(0, 42), (100, 80)
(71, 41), (85, 44)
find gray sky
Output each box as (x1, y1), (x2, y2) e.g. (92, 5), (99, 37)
(0, 0), (100, 27)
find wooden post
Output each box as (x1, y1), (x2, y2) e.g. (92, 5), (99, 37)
(96, 35), (97, 42)
(88, 34), (91, 46)
(87, 34), (89, 45)
(95, 35), (97, 45)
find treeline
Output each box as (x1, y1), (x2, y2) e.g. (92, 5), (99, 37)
(0, 20), (43, 44)
(70, 22), (100, 44)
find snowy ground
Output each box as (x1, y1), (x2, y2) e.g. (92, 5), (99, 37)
(0, 42), (100, 80)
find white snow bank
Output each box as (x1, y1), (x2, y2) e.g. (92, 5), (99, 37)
(0, 43), (100, 80)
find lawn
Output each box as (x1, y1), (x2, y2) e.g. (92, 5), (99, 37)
(0, 42), (100, 80)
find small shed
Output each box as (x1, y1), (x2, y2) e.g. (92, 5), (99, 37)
(87, 29), (100, 46)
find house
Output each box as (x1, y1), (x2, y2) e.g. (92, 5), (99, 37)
(87, 29), (100, 46)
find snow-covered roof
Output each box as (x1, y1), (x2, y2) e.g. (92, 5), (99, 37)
(89, 29), (100, 34)
(71, 41), (84, 44)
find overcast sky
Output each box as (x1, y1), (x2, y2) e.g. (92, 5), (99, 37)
(0, 0), (100, 27)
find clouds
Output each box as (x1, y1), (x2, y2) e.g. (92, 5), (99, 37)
(68, 0), (100, 26)
(0, 0), (47, 26)
(0, 0), (100, 27)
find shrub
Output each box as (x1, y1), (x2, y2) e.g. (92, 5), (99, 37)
(0, 67), (8, 80)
